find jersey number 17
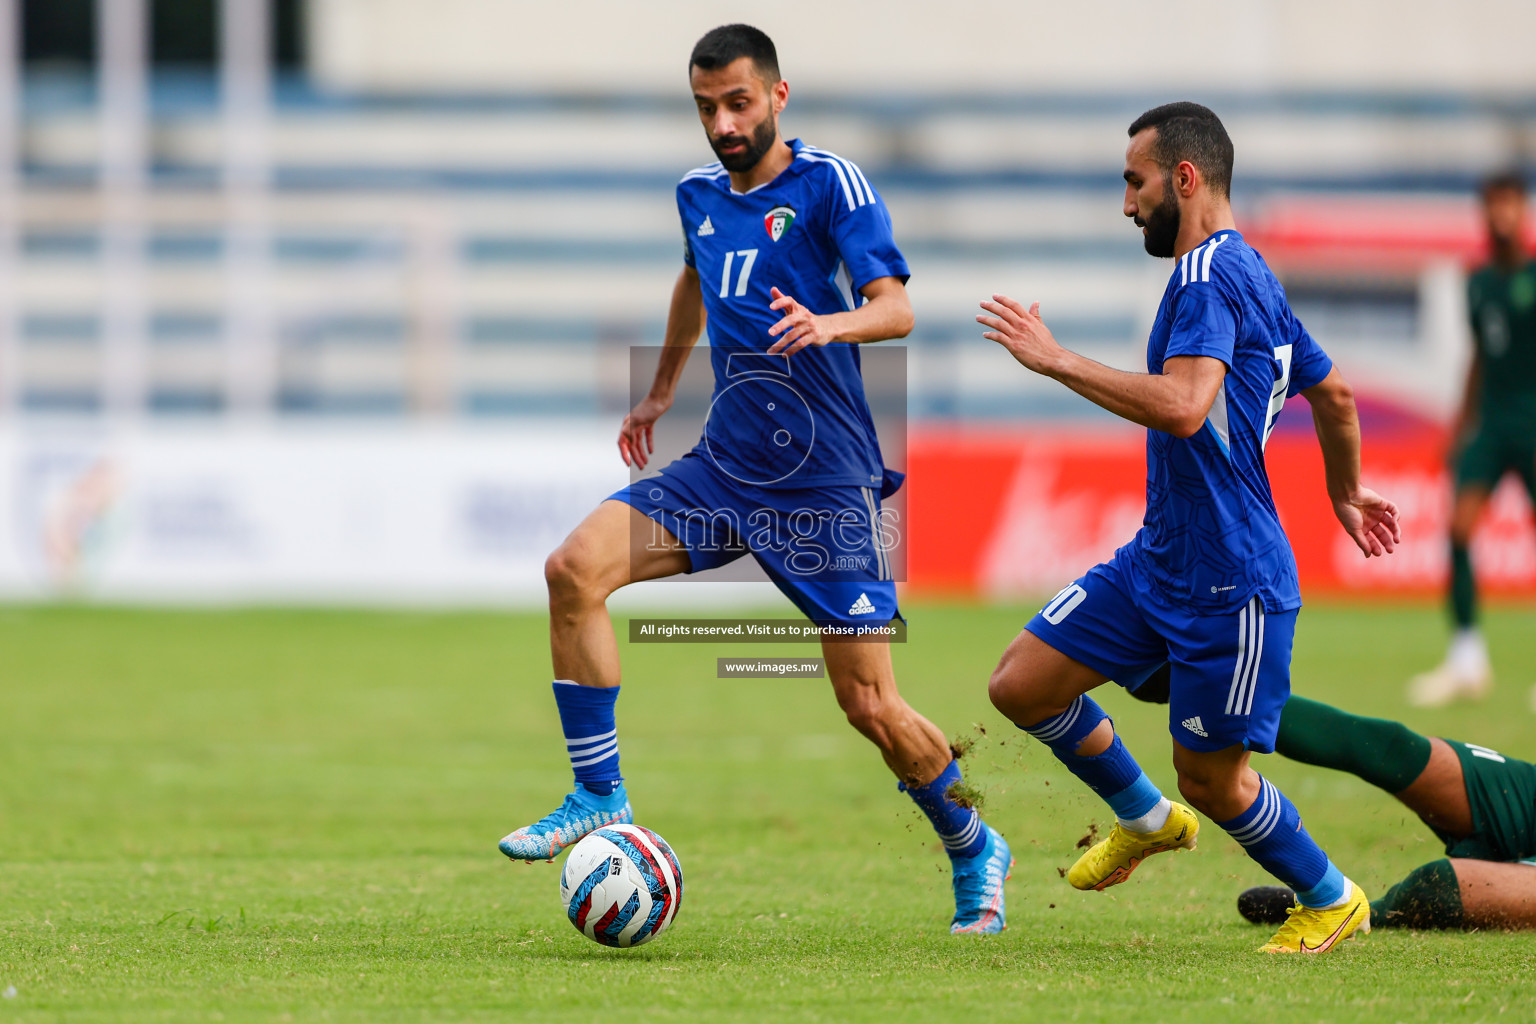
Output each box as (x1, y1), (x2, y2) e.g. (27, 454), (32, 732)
(718, 249), (759, 298)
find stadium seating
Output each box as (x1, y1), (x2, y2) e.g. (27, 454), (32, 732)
(6, 74), (1526, 420)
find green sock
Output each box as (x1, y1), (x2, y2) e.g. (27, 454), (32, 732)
(1275, 696), (1432, 793)
(1451, 542), (1476, 629)
(1370, 859), (1464, 929)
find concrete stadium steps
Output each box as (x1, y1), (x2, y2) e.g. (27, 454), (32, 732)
(19, 100), (1530, 188)
(3, 81), (1506, 419)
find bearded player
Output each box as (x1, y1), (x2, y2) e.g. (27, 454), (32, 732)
(1410, 172), (1536, 707)
(1128, 666), (1536, 930)
(497, 24), (1012, 935)
(979, 102), (1401, 953)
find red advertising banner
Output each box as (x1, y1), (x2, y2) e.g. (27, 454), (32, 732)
(907, 422), (1536, 599)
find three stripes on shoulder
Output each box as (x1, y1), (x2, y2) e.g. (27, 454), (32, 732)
(1179, 232), (1230, 287)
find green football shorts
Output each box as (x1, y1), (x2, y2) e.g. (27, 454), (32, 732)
(1437, 740), (1536, 863)
(1455, 422), (1536, 497)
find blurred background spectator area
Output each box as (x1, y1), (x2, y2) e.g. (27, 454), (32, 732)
(5, 0), (1536, 420)
(0, 0), (1531, 604)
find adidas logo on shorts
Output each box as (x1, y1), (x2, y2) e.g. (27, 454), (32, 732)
(1181, 716), (1209, 738)
(847, 592), (877, 616)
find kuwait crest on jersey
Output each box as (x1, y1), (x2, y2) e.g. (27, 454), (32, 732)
(765, 205), (796, 242)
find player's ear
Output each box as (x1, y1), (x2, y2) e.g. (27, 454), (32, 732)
(1176, 160), (1200, 198)
(772, 78), (789, 114)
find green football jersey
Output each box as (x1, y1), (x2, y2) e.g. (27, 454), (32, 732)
(1467, 261), (1536, 427)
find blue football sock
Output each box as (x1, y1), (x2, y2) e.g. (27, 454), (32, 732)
(899, 760), (987, 860)
(551, 680), (623, 797)
(1218, 776), (1345, 908)
(1023, 695), (1164, 822)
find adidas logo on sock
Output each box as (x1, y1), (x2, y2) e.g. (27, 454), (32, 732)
(1181, 716), (1208, 738)
(697, 216), (714, 236)
(847, 592), (877, 616)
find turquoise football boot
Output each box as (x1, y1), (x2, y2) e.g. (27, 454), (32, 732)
(498, 786), (633, 862)
(949, 825), (1013, 934)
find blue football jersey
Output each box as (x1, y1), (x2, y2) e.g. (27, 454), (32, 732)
(676, 139), (909, 490)
(1127, 230), (1333, 614)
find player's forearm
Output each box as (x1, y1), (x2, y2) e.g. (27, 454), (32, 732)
(1307, 374), (1364, 500)
(1045, 350), (1209, 437)
(650, 268), (706, 402)
(821, 290), (914, 344)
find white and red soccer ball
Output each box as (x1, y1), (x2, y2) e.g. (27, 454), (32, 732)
(559, 824), (683, 948)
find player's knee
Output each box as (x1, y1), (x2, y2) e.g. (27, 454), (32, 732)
(543, 545), (578, 593)
(1173, 773), (1211, 813)
(1173, 764), (1247, 822)
(1173, 774), (1224, 818)
(1449, 492), (1486, 545)
(988, 664), (1063, 730)
(986, 666), (1011, 714)
(1448, 517), (1477, 547)
(544, 541), (606, 602)
(987, 657), (1031, 722)
(1173, 767), (1239, 818)
(1448, 508), (1475, 545)
(1376, 859), (1463, 930)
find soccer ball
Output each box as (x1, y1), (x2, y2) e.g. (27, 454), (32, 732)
(559, 824), (683, 948)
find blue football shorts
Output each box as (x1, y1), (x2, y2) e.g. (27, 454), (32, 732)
(1023, 548), (1297, 753)
(610, 452), (900, 630)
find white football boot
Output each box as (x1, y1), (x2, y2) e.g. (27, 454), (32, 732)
(1408, 629), (1492, 708)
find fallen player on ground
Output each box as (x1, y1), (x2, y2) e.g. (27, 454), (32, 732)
(1132, 664), (1536, 929)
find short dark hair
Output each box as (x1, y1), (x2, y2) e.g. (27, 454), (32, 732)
(689, 24), (780, 83)
(1481, 169), (1527, 200)
(1127, 102), (1235, 199)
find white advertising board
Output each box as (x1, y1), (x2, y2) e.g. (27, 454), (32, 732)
(0, 422), (782, 608)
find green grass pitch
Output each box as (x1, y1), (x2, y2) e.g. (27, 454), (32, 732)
(2, 600), (1535, 1022)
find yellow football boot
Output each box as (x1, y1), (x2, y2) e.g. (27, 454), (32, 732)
(1066, 801), (1199, 891)
(1259, 879), (1371, 954)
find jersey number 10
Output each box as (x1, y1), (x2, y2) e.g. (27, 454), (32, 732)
(719, 249), (759, 298)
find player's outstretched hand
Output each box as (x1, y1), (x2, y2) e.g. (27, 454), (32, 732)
(618, 393), (670, 470)
(1334, 486), (1401, 558)
(978, 295), (1065, 375)
(767, 287), (832, 355)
